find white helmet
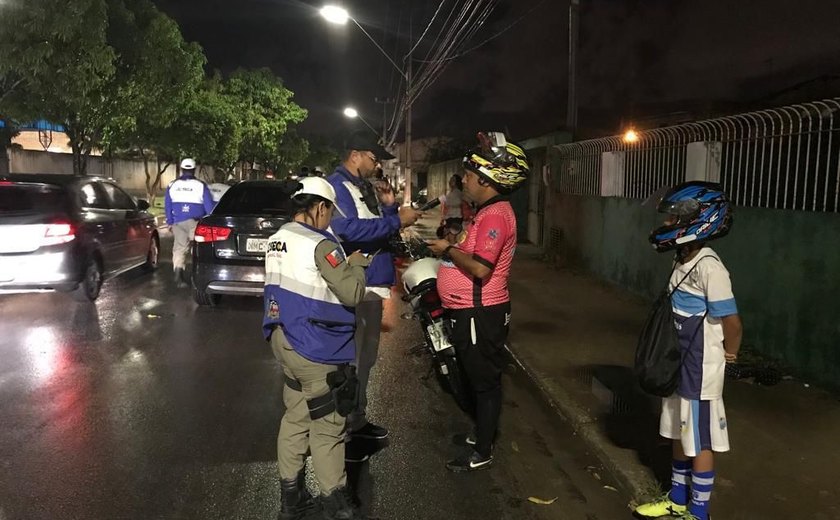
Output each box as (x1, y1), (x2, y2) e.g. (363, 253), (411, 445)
(180, 158), (196, 170)
(293, 177), (345, 216)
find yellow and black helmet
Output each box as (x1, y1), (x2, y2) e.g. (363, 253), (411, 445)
(462, 131), (530, 193)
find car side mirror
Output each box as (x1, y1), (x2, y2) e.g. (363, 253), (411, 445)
(136, 199), (150, 211)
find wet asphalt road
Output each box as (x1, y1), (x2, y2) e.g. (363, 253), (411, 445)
(0, 235), (630, 520)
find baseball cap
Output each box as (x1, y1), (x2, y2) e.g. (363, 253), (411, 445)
(345, 130), (395, 161)
(180, 158), (196, 170)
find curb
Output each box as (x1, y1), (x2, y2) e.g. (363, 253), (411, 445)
(505, 341), (658, 502)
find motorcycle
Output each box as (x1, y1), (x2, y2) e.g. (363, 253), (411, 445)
(394, 233), (473, 412)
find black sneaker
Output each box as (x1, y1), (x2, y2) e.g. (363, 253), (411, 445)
(445, 449), (493, 473)
(344, 440), (372, 463)
(350, 422), (389, 440)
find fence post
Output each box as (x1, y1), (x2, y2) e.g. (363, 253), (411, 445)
(600, 151), (625, 196)
(685, 141), (721, 183)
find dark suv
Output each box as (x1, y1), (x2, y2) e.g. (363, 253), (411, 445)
(191, 180), (291, 306)
(0, 174), (159, 301)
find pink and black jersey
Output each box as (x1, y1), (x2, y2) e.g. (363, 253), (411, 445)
(437, 198), (516, 309)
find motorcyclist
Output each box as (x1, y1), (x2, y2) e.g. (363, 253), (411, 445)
(426, 131), (530, 472)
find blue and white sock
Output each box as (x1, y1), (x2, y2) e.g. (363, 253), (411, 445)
(689, 470), (715, 520)
(669, 459), (692, 505)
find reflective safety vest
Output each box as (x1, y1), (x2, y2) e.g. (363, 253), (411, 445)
(164, 175), (215, 225)
(262, 222), (356, 364)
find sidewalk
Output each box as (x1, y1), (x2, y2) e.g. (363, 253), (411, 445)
(507, 245), (840, 519)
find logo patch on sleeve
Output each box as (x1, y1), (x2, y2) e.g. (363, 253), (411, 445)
(325, 248), (346, 268)
(267, 299), (280, 319)
(487, 228), (499, 240)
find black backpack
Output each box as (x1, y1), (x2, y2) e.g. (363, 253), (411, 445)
(634, 257), (712, 397)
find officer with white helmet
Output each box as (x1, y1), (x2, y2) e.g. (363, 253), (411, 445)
(164, 158), (215, 288)
(263, 177), (370, 520)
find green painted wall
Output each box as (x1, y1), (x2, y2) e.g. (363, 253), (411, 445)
(550, 193), (840, 388)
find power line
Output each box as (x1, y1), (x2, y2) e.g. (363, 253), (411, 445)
(417, 0), (549, 64)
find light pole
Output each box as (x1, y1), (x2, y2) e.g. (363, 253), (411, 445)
(320, 5), (413, 204)
(567, 0), (579, 136)
(343, 107), (380, 138)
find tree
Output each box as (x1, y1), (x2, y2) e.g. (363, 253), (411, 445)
(0, 0), (117, 175)
(222, 69), (308, 168)
(304, 137), (341, 173)
(265, 130), (309, 177)
(103, 0), (206, 202)
(169, 84), (242, 180)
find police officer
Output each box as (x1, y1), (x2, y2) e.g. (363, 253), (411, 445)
(164, 158), (214, 288)
(426, 132), (530, 472)
(327, 130), (422, 449)
(263, 177), (370, 520)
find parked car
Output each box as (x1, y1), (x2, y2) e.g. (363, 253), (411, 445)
(191, 180), (292, 306)
(0, 174), (159, 301)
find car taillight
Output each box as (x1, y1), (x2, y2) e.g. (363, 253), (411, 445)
(195, 224), (232, 243)
(41, 222), (75, 246)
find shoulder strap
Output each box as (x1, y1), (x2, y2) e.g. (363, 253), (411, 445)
(668, 255), (717, 297)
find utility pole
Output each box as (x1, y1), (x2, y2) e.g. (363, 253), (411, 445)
(403, 15), (413, 206)
(404, 51), (413, 206)
(566, 0), (579, 137)
(374, 97), (394, 143)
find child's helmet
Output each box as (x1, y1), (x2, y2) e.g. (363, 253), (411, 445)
(649, 181), (733, 252)
(462, 131), (530, 193)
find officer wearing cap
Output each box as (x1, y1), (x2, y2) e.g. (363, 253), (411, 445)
(326, 130), (422, 446)
(164, 158), (215, 288)
(264, 177), (370, 520)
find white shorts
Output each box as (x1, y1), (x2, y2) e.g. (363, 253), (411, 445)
(660, 395), (730, 457)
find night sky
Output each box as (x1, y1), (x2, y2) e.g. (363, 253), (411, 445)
(152, 0), (840, 143)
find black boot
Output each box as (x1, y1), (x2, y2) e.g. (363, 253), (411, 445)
(278, 472), (316, 520)
(320, 487), (361, 520)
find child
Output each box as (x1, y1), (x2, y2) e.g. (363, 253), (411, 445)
(635, 181), (743, 520)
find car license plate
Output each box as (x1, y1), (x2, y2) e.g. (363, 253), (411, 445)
(426, 321), (452, 352)
(245, 238), (268, 253)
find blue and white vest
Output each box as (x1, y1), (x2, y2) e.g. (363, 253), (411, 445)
(164, 175), (215, 225)
(262, 222), (356, 364)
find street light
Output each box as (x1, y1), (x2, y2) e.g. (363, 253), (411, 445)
(343, 106), (380, 138)
(320, 5), (414, 205)
(623, 129), (639, 143)
(319, 5), (349, 25)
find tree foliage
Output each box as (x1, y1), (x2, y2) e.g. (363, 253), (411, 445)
(0, 0), (116, 175)
(222, 69), (308, 166)
(0, 1), (312, 185)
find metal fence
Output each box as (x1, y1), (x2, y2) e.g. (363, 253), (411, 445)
(555, 98), (840, 212)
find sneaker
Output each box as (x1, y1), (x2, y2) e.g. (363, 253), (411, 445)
(350, 422), (389, 440)
(445, 449), (493, 473)
(633, 493), (687, 518)
(344, 441), (371, 463)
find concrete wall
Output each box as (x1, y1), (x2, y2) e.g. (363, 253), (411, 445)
(547, 192), (840, 388)
(7, 150), (221, 197)
(426, 158), (461, 201)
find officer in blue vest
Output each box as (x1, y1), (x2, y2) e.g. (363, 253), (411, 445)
(263, 177), (370, 520)
(164, 158), (215, 288)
